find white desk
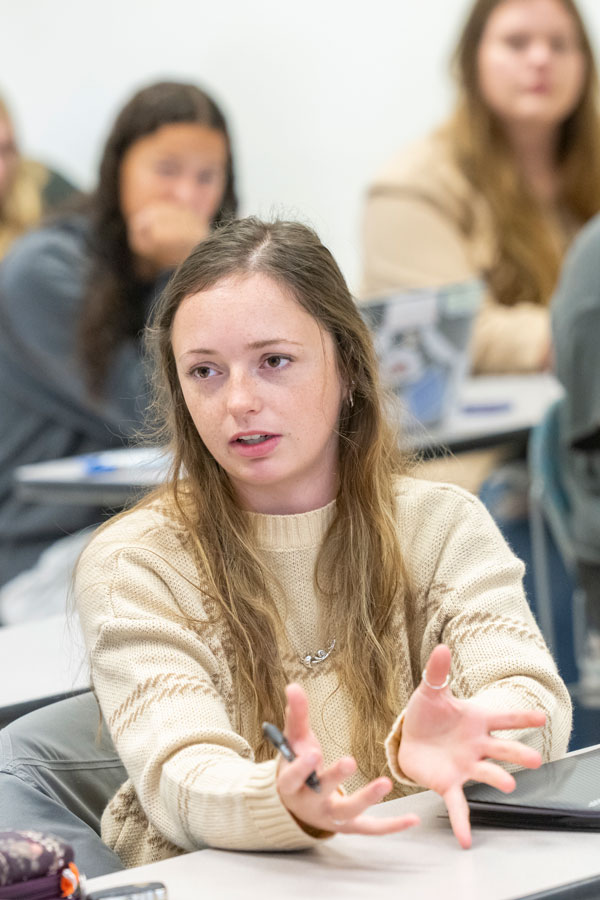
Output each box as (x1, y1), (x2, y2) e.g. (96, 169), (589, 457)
(0, 614), (89, 722)
(412, 372), (564, 456)
(14, 446), (169, 508)
(13, 375), (563, 508)
(85, 786), (600, 900)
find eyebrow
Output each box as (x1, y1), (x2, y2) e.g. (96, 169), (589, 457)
(180, 339), (303, 357)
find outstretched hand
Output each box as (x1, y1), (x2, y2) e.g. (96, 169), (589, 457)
(398, 644), (546, 848)
(276, 683), (420, 837)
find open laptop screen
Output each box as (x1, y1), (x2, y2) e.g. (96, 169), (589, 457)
(360, 280), (483, 430)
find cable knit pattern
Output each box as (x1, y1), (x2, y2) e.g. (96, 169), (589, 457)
(75, 477), (571, 868)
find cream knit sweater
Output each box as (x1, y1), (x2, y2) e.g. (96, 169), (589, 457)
(361, 129), (578, 375)
(75, 477), (571, 868)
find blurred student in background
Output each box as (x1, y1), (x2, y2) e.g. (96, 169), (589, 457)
(0, 80), (237, 598)
(362, 0), (600, 375)
(0, 94), (76, 259)
(552, 212), (600, 688)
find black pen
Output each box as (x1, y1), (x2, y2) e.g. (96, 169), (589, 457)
(262, 721), (321, 792)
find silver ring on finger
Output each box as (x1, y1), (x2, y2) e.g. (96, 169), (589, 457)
(422, 669), (451, 690)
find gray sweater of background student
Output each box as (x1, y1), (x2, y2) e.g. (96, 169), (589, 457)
(0, 216), (165, 587)
(552, 212), (600, 567)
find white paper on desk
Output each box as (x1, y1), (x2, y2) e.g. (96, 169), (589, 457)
(15, 446), (170, 483)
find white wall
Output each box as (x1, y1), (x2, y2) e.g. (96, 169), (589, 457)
(3, 0), (600, 289)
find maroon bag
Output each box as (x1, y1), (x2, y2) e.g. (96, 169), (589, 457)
(0, 831), (82, 899)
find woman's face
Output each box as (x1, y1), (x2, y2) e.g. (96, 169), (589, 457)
(119, 122), (228, 226)
(477, 0), (586, 130)
(171, 271), (345, 515)
(0, 116), (18, 204)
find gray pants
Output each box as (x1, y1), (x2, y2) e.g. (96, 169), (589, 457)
(0, 691), (127, 877)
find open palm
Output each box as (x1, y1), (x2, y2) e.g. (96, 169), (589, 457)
(399, 645), (546, 847)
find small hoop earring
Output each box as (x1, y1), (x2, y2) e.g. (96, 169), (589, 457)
(348, 391), (354, 409)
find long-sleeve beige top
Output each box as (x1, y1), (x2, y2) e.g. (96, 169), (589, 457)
(75, 476), (571, 869)
(361, 130), (576, 374)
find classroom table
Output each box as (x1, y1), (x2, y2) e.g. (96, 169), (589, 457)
(0, 614), (89, 725)
(13, 373), (564, 508)
(85, 781), (600, 900)
(410, 371), (563, 456)
(14, 446), (169, 508)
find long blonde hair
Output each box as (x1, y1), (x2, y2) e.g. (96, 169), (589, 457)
(0, 96), (46, 258)
(144, 217), (412, 778)
(447, 0), (600, 307)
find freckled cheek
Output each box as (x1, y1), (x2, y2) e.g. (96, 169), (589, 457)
(190, 415), (224, 458)
(309, 396), (342, 433)
(283, 384), (323, 428)
(181, 392), (214, 443)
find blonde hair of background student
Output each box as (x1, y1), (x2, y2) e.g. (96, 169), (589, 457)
(0, 95), (74, 259)
(0, 96), (45, 257)
(449, 0), (600, 310)
(362, 0), (600, 378)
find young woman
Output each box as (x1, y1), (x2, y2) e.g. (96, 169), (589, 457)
(75, 217), (571, 868)
(0, 80), (236, 589)
(0, 94), (75, 259)
(362, 0), (600, 374)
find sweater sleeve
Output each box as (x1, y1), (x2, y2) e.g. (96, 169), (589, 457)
(75, 534), (323, 854)
(429, 488), (571, 759)
(384, 483), (571, 782)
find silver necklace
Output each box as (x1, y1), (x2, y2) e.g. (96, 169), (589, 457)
(302, 638), (336, 669)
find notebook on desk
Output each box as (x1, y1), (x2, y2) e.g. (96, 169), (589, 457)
(360, 280), (483, 430)
(465, 746), (600, 831)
